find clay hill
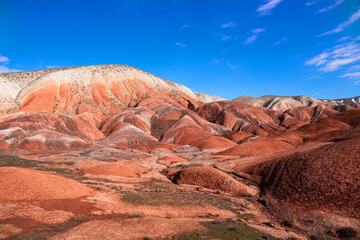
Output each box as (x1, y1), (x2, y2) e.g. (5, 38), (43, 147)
(233, 94), (360, 112)
(0, 65), (359, 240)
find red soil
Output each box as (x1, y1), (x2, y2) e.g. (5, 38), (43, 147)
(161, 115), (213, 145)
(331, 109), (360, 128)
(248, 138), (360, 217)
(83, 162), (148, 177)
(298, 117), (352, 137)
(192, 135), (236, 150)
(168, 167), (257, 196)
(308, 129), (360, 142)
(217, 140), (294, 157)
(0, 167), (95, 201)
(225, 131), (254, 143)
(98, 121), (159, 149)
(258, 130), (304, 146)
(158, 155), (187, 166)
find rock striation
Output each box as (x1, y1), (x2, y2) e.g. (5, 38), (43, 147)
(0, 65), (200, 116)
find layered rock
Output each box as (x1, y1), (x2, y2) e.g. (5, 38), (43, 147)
(0, 112), (104, 151)
(0, 65), (200, 116)
(196, 101), (285, 135)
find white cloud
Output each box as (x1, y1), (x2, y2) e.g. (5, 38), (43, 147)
(306, 1), (315, 6)
(252, 28), (266, 34)
(181, 24), (191, 29)
(0, 55), (21, 73)
(306, 53), (330, 66)
(318, 8), (360, 36)
(0, 55), (9, 63)
(0, 66), (20, 73)
(340, 72), (360, 79)
(338, 36), (349, 42)
(210, 58), (236, 69)
(211, 57), (219, 64)
(244, 28), (266, 44)
(274, 37), (289, 46)
(308, 75), (321, 79)
(174, 42), (186, 47)
(257, 0), (283, 16)
(46, 65), (59, 69)
(350, 64), (360, 70)
(244, 35), (258, 44)
(221, 35), (231, 41)
(221, 21), (236, 28)
(214, 32), (232, 42)
(318, 0), (344, 13)
(306, 37), (360, 72)
(226, 62), (236, 69)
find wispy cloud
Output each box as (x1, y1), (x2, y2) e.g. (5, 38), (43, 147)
(244, 35), (258, 44)
(244, 28), (266, 44)
(0, 55), (9, 63)
(211, 57), (219, 64)
(181, 24), (191, 29)
(211, 58), (237, 69)
(252, 28), (266, 34)
(174, 42), (186, 47)
(221, 35), (231, 41)
(350, 64), (360, 70)
(274, 37), (289, 46)
(221, 21), (236, 28)
(318, 8), (360, 36)
(257, 0), (283, 16)
(318, 0), (344, 13)
(214, 32), (232, 42)
(305, 1), (315, 6)
(0, 54), (20, 73)
(338, 36), (349, 42)
(46, 65), (59, 69)
(0, 66), (20, 73)
(306, 37), (360, 72)
(340, 72), (360, 79)
(226, 62), (236, 69)
(308, 75), (321, 79)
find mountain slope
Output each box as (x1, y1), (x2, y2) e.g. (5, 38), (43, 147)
(0, 65), (200, 116)
(233, 95), (322, 112)
(195, 92), (226, 103)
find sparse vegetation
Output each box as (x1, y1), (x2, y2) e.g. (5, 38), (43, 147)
(120, 182), (239, 213)
(9, 235), (47, 240)
(336, 227), (357, 240)
(309, 234), (325, 240)
(176, 163), (204, 169)
(165, 220), (279, 240)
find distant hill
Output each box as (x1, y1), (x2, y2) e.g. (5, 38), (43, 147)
(233, 95), (321, 112)
(233, 95), (359, 112)
(195, 92), (226, 103)
(321, 96), (360, 105)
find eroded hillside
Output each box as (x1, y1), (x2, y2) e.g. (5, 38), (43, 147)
(0, 65), (359, 240)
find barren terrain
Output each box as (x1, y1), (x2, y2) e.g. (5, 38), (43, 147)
(0, 65), (359, 240)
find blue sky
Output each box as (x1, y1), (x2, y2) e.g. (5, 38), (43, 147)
(0, 0), (359, 100)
